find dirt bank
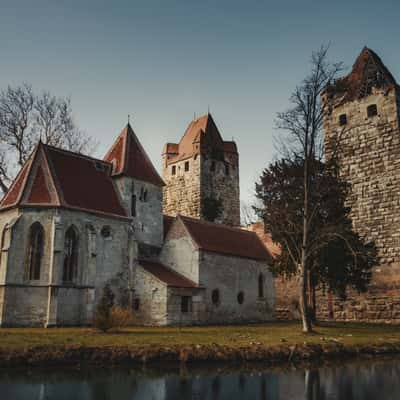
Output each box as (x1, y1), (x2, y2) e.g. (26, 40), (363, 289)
(1, 342), (400, 368)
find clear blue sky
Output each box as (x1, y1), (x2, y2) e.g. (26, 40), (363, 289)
(1, 0), (399, 205)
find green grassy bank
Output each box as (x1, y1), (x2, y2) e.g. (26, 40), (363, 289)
(0, 322), (399, 367)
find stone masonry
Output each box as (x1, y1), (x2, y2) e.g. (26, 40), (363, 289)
(162, 113), (240, 227)
(319, 47), (400, 322)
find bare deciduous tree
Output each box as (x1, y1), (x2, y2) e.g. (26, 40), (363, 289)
(0, 83), (97, 193)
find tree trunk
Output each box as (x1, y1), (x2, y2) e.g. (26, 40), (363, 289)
(301, 139), (313, 333)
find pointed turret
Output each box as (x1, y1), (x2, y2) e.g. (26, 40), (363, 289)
(163, 113), (237, 165)
(104, 123), (164, 187)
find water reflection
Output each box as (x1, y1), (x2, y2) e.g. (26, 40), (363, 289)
(0, 357), (399, 400)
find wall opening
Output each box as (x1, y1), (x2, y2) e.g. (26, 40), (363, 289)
(367, 104), (378, 118)
(27, 222), (44, 281)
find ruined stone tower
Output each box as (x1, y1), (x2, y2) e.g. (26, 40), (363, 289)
(162, 113), (240, 226)
(317, 47), (400, 323)
(323, 47), (400, 265)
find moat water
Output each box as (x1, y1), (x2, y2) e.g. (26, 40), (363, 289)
(0, 357), (399, 400)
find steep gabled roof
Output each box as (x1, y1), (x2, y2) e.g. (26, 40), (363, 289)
(173, 215), (273, 262)
(0, 142), (128, 219)
(327, 47), (399, 102)
(163, 113), (237, 165)
(104, 123), (164, 187)
(140, 260), (200, 288)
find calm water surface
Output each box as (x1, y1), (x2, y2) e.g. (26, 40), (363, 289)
(0, 357), (399, 400)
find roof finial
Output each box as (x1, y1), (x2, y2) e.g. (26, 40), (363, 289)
(207, 104), (210, 114)
(128, 114), (130, 125)
(194, 112), (196, 121)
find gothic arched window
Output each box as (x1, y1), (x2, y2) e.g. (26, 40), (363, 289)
(27, 222), (44, 280)
(63, 226), (79, 283)
(258, 274), (264, 298)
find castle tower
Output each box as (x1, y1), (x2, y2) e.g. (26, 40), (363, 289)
(323, 47), (400, 265)
(162, 113), (240, 226)
(104, 123), (165, 250)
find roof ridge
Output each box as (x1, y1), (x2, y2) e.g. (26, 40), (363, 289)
(43, 143), (110, 165)
(178, 214), (255, 235)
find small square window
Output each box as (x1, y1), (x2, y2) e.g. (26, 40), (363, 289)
(181, 296), (192, 313)
(184, 161), (189, 172)
(172, 165), (176, 175)
(367, 104), (378, 118)
(339, 114), (347, 126)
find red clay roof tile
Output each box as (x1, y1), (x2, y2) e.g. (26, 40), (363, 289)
(0, 142), (128, 219)
(163, 113), (237, 164)
(104, 123), (164, 187)
(140, 260), (200, 288)
(178, 215), (273, 262)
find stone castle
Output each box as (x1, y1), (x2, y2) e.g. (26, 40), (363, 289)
(1, 47), (400, 327)
(273, 47), (400, 323)
(0, 114), (274, 327)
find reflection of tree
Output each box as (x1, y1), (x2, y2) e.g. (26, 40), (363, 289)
(305, 369), (322, 400)
(238, 374), (246, 392)
(260, 375), (267, 400)
(211, 376), (220, 400)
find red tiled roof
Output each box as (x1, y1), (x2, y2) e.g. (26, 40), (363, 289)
(0, 159), (31, 208)
(0, 142), (128, 219)
(104, 123), (164, 187)
(163, 113), (238, 165)
(140, 260), (200, 288)
(326, 47), (398, 102)
(178, 215), (273, 262)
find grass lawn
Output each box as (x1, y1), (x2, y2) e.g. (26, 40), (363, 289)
(0, 321), (399, 350)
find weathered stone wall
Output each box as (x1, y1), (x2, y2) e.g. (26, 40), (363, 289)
(201, 153), (240, 226)
(133, 264), (168, 326)
(166, 287), (205, 326)
(324, 87), (400, 263)
(0, 207), (134, 327)
(162, 156), (202, 220)
(114, 176), (163, 248)
(198, 251), (274, 324)
(0, 285), (48, 327)
(320, 84), (400, 323)
(159, 219), (200, 283)
(316, 264), (400, 323)
(162, 152), (240, 227)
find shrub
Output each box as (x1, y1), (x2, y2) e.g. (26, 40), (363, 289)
(94, 285), (136, 332)
(110, 306), (135, 330)
(94, 284), (115, 332)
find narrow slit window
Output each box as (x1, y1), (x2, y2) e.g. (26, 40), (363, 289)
(131, 194), (137, 217)
(27, 222), (44, 280)
(210, 161), (216, 172)
(339, 114), (347, 126)
(172, 165), (176, 175)
(367, 104), (378, 118)
(63, 226), (79, 283)
(184, 161), (190, 172)
(258, 274), (264, 298)
(225, 164), (230, 176)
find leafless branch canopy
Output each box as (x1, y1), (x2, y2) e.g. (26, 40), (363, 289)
(0, 83), (98, 193)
